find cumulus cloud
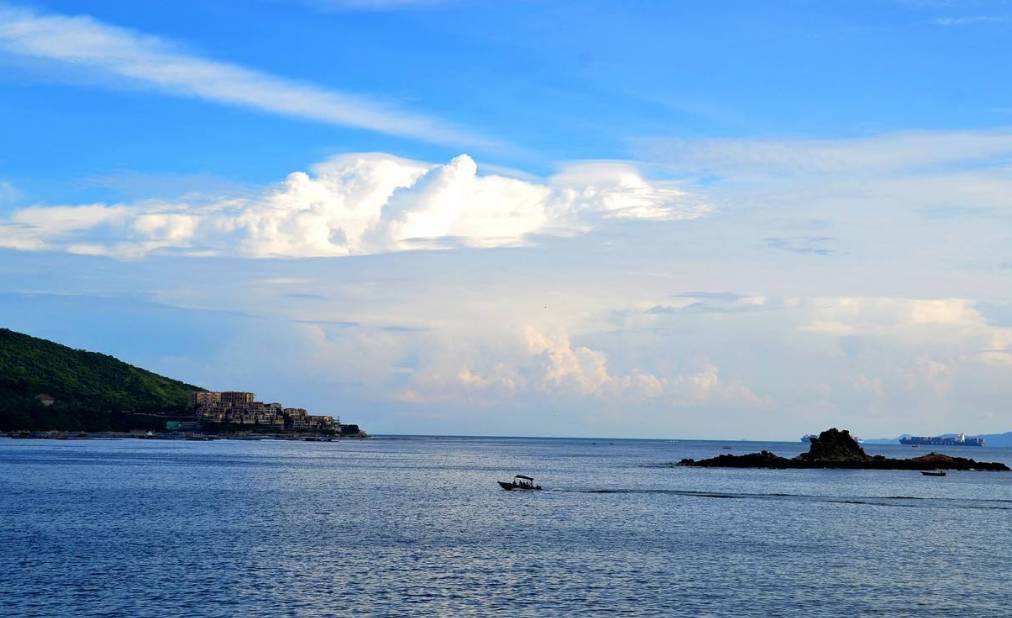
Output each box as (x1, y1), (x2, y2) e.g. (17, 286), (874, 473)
(789, 297), (1012, 374)
(627, 292), (1012, 430)
(550, 162), (695, 221)
(524, 328), (645, 397)
(0, 4), (484, 147)
(800, 297), (985, 336)
(397, 325), (764, 409)
(0, 153), (706, 258)
(667, 364), (767, 408)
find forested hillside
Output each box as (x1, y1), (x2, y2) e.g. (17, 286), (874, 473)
(0, 328), (202, 431)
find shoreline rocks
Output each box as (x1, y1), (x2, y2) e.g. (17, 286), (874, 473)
(678, 428), (1009, 471)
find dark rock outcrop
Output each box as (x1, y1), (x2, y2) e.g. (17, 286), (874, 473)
(678, 427), (1009, 471)
(799, 428), (867, 462)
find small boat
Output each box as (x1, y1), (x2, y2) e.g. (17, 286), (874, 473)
(498, 474), (542, 491)
(921, 470), (947, 477)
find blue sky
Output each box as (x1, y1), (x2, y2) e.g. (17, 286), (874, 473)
(6, 0), (1012, 194)
(2, 1), (1012, 438)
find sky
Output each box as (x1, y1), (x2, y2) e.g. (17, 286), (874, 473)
(2, 0), (1012, 439)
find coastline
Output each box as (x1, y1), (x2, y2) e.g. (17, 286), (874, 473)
(2, 430), (367, 442)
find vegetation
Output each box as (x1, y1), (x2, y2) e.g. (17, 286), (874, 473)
(0, 328), (202, 431)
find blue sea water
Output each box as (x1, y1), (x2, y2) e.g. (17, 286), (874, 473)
(1, 436), (1010, 617)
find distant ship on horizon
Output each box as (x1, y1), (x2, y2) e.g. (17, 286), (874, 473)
(900, 433), (984, 447)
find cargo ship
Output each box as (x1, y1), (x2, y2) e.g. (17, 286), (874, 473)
(899, 433), (984, 447)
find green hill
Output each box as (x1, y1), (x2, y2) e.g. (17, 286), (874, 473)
(0, 328), (202, 432)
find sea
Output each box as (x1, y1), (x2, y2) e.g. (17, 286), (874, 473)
(1, 436), (1010, 617)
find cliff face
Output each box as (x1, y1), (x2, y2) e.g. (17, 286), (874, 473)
(679, 427), (1010, 471)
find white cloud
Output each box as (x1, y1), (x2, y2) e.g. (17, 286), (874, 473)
(0, 152), (705, 258)
(625, 292), (1012, 431)
(668, 364), (766, 408)
(10, 240), (1012, 437)
(523, 328), (628, 397)
(303, 0), (451, 10)
(933, 16), (1007, 26)
(636, 131), (1012, 177)
(0, 4), (485, 147)
(0, 180), (18, 204)
(205, 288), (1012, 436)
(550, 162), (700, 221)
(904, 357), (953, 396)
(633, 129), (1012, 296)
(795, 297), (1012, 372)
(394, 325), (764, 409)
(800, 298), (982, 335)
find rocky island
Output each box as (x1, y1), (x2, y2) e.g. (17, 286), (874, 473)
(679, 428), (1009, 471)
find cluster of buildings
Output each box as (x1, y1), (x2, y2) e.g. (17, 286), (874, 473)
(190, 391), (338, 432)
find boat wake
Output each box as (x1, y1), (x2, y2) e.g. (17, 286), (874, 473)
(570, 488), (1012, 511)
